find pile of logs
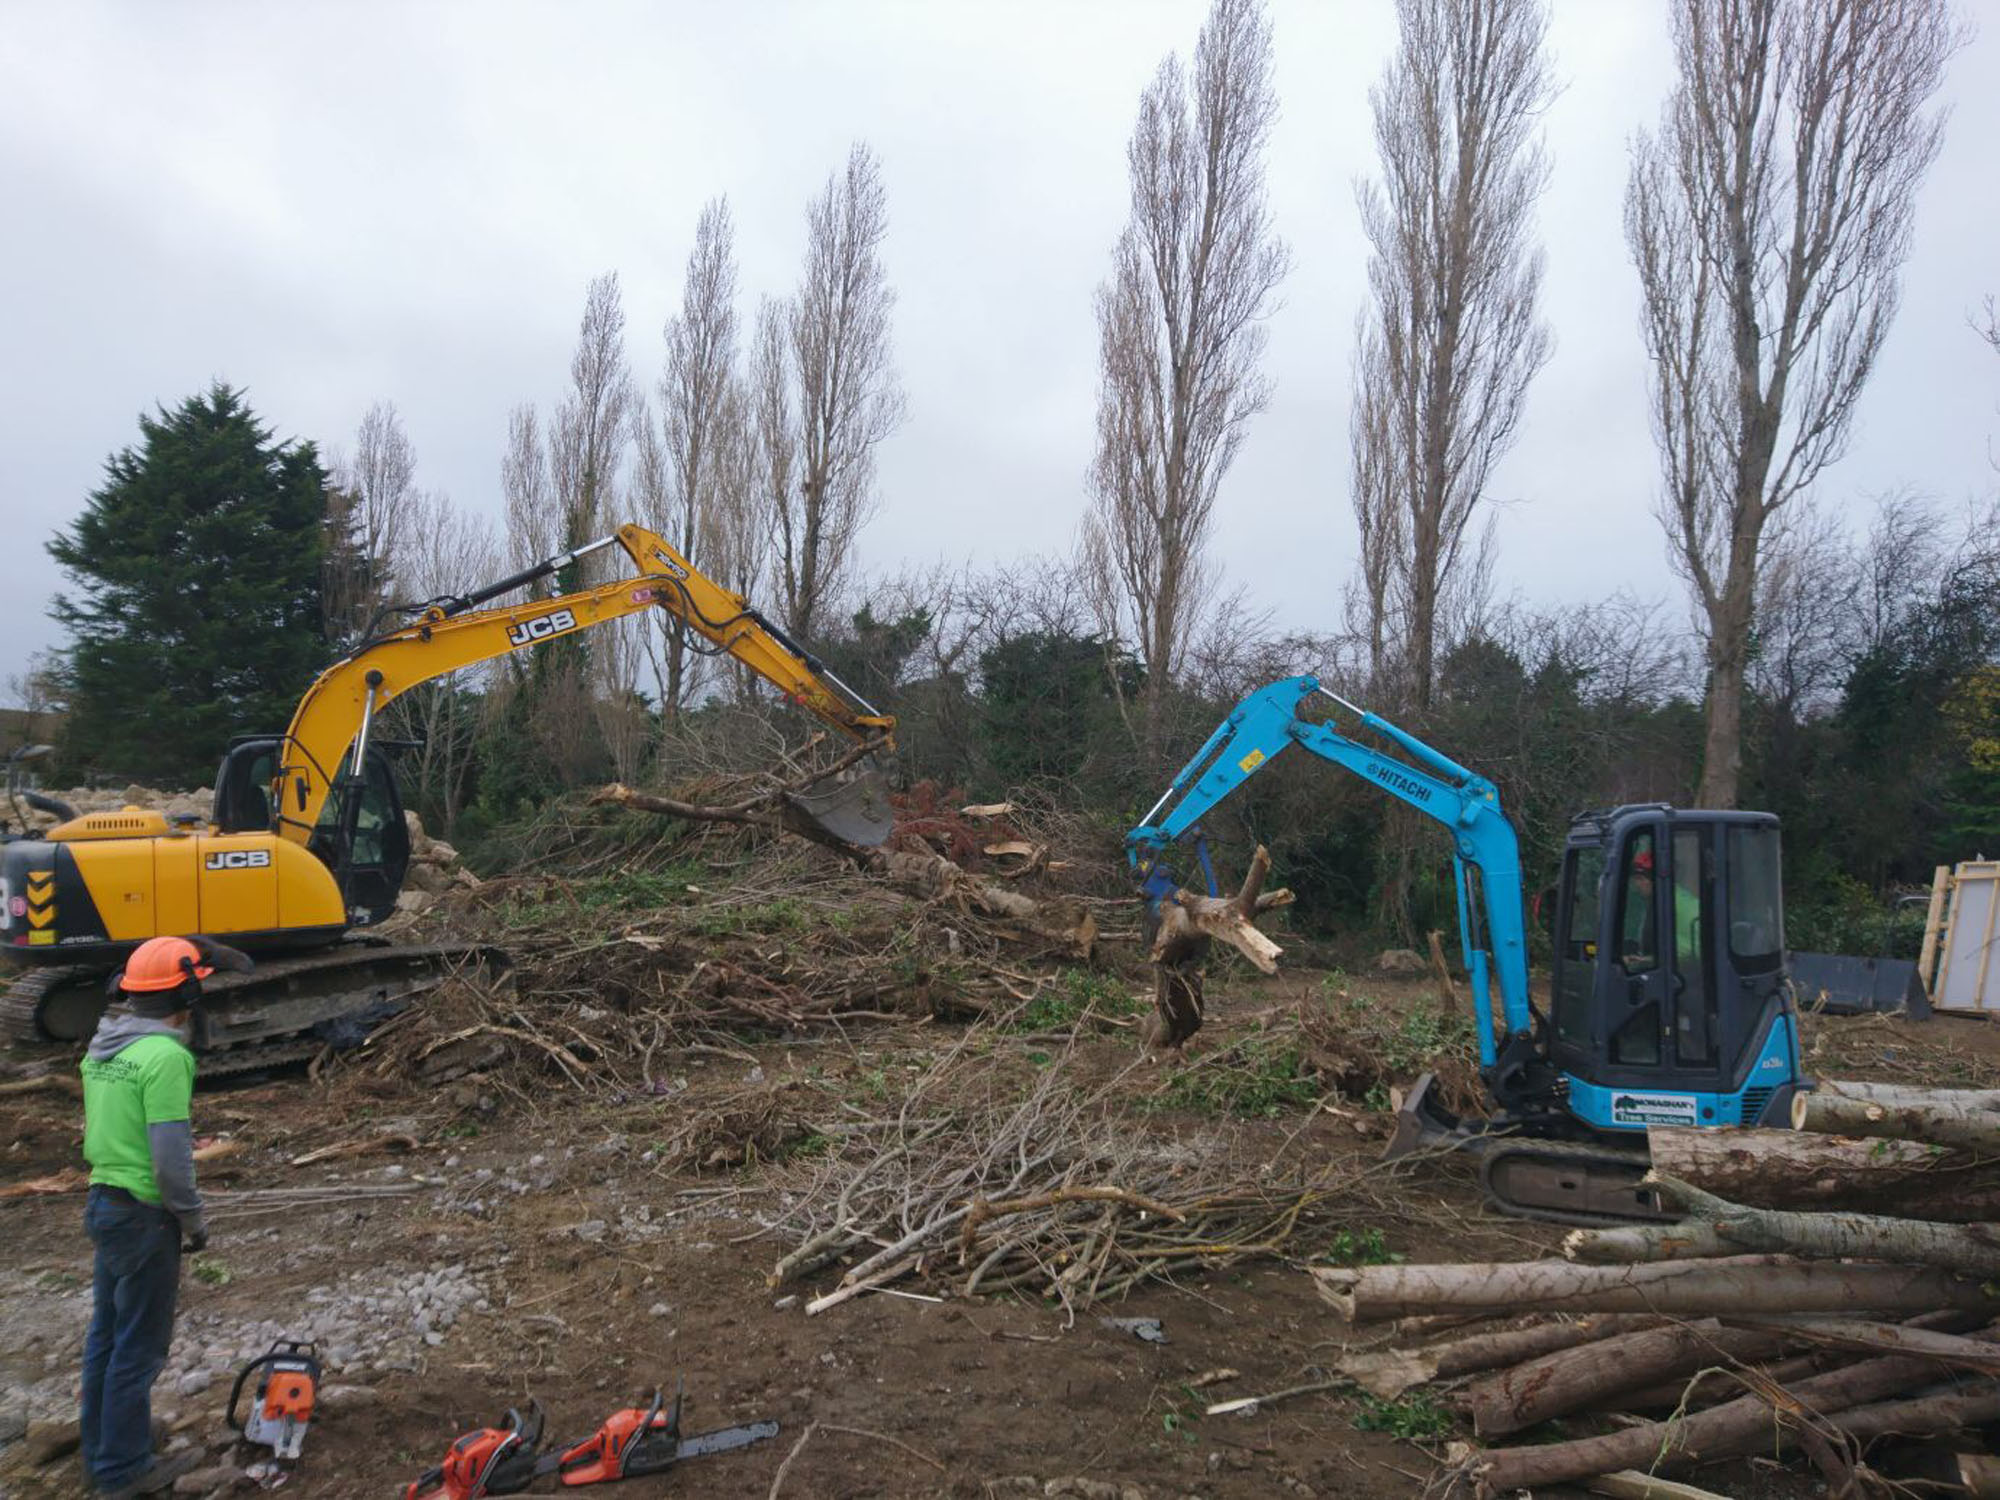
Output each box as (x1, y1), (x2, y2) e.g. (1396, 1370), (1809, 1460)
(1309, 1081), (2000, 1497)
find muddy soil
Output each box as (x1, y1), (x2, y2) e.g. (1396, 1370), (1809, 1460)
(4, 971), (1994, 1500)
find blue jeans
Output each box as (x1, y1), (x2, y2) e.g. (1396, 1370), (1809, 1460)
(80, 1186), (181, 1491)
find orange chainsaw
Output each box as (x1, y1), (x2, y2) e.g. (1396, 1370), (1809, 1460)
(226, 1340), (321, 1464)
(405, 1384), (779, 1498)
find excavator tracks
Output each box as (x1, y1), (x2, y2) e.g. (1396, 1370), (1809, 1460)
(1, 940), (509, 1077)
(1477, 1136), (1673, 1227)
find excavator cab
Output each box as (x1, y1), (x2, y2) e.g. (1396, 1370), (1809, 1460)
(215, 737), (409, 925)
(1549, 806), (1801, 1131)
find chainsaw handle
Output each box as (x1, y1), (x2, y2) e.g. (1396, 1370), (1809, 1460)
(225, 1340), (319, 1434)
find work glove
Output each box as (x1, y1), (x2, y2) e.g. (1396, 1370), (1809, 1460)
(182, 1218), (209, 1255)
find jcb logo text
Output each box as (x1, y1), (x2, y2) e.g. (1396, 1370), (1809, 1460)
(507, 608), (578, 647)
(205, 850), (272, 871)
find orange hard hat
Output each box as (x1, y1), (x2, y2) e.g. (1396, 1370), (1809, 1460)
(119, 936), (215, 994)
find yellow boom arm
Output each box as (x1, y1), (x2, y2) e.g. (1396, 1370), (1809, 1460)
(271, 524), (893, 843)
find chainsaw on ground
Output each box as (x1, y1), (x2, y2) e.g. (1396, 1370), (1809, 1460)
(404, 1382), (780, 1498)
(226, 1339), (321, 1465)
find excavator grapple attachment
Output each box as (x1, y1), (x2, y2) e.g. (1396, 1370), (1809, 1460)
(784, 763), (894, 847)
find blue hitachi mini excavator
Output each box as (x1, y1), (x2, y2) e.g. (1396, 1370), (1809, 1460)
(1125, 675), (1804, 1224)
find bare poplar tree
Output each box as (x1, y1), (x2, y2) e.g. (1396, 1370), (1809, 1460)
(382, 490), (499, 835)
(776, 143), (906, 640)
(654, 198), (741, 715)
(551, 272), (633, 587)
(1350, 0), (1554, 711)
(323, 401), (419, 644)
(502, 403), (556, 576)
(1083, 0), (1290, 748)
(1627, 0), (1960, 806)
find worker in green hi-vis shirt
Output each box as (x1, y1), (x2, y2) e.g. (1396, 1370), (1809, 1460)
(77, 936), (251, 1500)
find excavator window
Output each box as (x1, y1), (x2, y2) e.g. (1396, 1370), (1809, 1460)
(1610, 832), (1662, 1066)
(1552, 845), (1604, 1049)
(1671, 827), (1714, 1066)
(1727, 825), (1785, 972)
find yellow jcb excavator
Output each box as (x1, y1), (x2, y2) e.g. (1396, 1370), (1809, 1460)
(0, 523), (895, 1072)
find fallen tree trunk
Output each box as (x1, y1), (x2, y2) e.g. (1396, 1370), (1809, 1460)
(1314, 1257), (2000, 1324)
(1335, 1315), (1664, 1398)
(1564, 1174), (2000, 1276)
(1146, 845), (1294, 1051)
(1793, 1087), (2000, 1154)
(1463, 1350), (1988, 1496)
(1461, 1319), (1789, 1438)
(1720, 1316), (2000, 1374)
(1819, 1080), (2000, 1112)
(1646, 1125), (2000, 1221)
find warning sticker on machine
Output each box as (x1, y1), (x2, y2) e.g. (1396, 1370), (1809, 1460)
(1611, 1092), (1698, 1127)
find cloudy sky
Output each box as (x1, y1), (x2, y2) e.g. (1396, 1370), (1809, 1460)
(2, 1), (1995, 703)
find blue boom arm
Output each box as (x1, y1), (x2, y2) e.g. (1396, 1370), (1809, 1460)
(1124, 675), (1531, 1071)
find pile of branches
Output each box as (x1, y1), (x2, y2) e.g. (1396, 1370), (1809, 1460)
(759, 1041), (1431, 1320)
(1310, 1079), (2000, 1497)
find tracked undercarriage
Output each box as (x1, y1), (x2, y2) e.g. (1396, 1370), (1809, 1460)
(1386, 1071), (1675, 1227)
(1, 940), (509, 1077)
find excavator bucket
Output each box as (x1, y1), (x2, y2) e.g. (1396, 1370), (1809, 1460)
(784, 763), (894, 847)
(1381, 1072), (1473, 1161)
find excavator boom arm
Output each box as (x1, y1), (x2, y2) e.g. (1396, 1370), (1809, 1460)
(1124, 675), (1531, 1070)
(274, 524), (892, 841)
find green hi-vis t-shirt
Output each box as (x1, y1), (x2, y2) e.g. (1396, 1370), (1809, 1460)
(80, 1033), (195, 1204)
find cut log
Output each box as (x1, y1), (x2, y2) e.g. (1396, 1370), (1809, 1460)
(1460, 1320), (1789, 1438)
(1820, 1079), (2000, 1112)
(1465, 1348), (1993, 1497)
(1335, 1315), (1663, 1398)
(1147, 844), (1293, 1050)
(1314, 1257), (2000, 1324)
(1612, 1349), (1837, 1412)
(1720, 1316), (2000, 1373)
(1646, 1125), (2000, 1221)
(1794, 1087), (2000, 1153)
(1565, 1174), (2000, 1276)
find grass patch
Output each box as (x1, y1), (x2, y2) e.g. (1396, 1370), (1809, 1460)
(1007, 967), (1147, 1032)
(1352, 1391), (1451, 1441)
(1153, 1035), (1319, 1118)
(190, 1257), (231, 1287)
(1318, 1226), (1401, 1266)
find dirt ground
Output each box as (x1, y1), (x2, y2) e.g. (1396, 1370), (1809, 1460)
(7, 957), (2000, 1500)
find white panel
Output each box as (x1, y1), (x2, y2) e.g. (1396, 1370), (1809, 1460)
(1936, 863), (2000, 1011)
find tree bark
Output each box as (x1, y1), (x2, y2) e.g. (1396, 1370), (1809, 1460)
(1146, 845), (1293, 1050)
(1793, 1088), (2000, 1154)
(1464, 1349), (1991, 1497)
(1646, 1125), (2000, 1221)
(1565, 1174), (2000, 1276)
(1335, 1315), (1663, 1399)
(1314, 1257), (2000, 1324)
(1719, 1317), (2000, 1374)
(1461, 1319), (1788, 1438)
(1819, 1080), (2000, 1112)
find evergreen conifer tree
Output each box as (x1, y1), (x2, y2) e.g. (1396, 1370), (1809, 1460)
(49, 384), (331, 783)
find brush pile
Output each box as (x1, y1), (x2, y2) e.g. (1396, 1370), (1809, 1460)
(760, 1042), (1440, 1320)
(1306, 1079), (2000, 1497)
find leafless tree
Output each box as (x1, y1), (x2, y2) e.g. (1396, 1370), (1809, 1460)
(649, 198), (742, 716)
(1748, 500), (1859, 725)
(322, 402), (420, 645)
(551, 272), (633, 582)
(1627, 0), (1960, 806)
(1350, 0), (1554, 711)
(381, 491), (500, 835)
(1083, 0), (1290, 751)
(775, 144), (905, 641)
(502, 403), (556, 576)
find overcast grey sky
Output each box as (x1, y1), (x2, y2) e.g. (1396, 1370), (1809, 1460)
(3, 1), (1995, 703)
